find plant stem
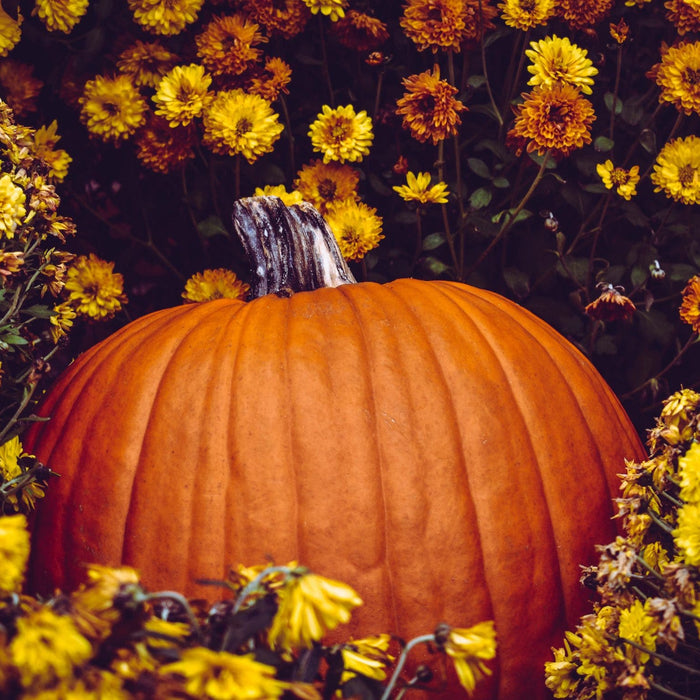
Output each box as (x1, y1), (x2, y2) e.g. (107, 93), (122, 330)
(380, 634), (435, 700)
(477, 0), (502, 127)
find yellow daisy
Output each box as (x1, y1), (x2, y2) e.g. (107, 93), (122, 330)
(325, 200), (384, 261)
(499, 0), (555, 30)
(153, 64), (212, 127)
(651, 135), (700, 205)
(293, 159), (359, 213)
(33, 0), (89, 33)
(253, 184), (303, 206)
(0, 6), (22, 56)
(0, 173), (26, 238)
(33, 120), (72, 182)
(596, 160), (640, 200)
(393, 171), (450, 204)
(308, 104), (373, 164)
(525, 35), (598, 95)
(653, 40), (700, 116)
(65, 253), (127, 319)
(128, 0), (204, 36)
(301, 0), (347, 22)
(182, 268), (250, 303)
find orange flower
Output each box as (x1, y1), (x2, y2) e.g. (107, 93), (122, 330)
(294, 159), (359, 213)
(653, 40), (700, 116)
(400, 0), (468, 53)
(585, 285), (636, 322)
(609, 18), (629, 44)
(396, 67), (467, 144)
(242, 0), (310, 39)
(665, 0), (700, 35)
(134, 113), (195, 174)
(556, 0), (614, 30)
(249, 57), (292, 102)
(679, 275), (700, 333)
(331, 10), (389, 52)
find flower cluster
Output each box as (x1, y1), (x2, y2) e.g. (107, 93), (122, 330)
(0, 515), (496, 698)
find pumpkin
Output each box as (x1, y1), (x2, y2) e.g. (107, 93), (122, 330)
(25, 197), (645, 699)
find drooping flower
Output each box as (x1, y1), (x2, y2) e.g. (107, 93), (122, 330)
(49, 300), (77, 342)
(325, 200), (384, 261)
(545, 639), (580, 698)
(0, 436), (45, 511)
(153, 64), (212, 127)
(33, 0), (89, 33)
(308, 104), (373, 164)
(241, 0), (310, 40)
(653, 41), (700, 116)
(135, 113), (196, 174)
(33, 120), (72, 182)
(195, 14), (267, 78)
(202, 90), (283, 162)
(0, 513), (30, 594)
(0, 249), (24, 280)
(584, 284), (636, 321)
(301, 0), (347, 22)
(294, 159), (359, 213)
(331, 9), (389, 51)
(499, 0), (555, 30)
(268, 569), (363, 650)
(0, 6), (22, 56)
(393, 171), (450, 204)
(400, 0), (468, 53)
(596, 160), (640, 200)
(0, 60), (43, 116)
(679, 275), (700, 332)
(651, 135), (700, 205)
(182, 269), (250, 303)
(0, 173), (26, 238)
(396, 67), (467, 144)
(117, 40), (178, 88)
(128, 0), (204, 35)
(339, 634), (394, 683)
(65, 253), (127, 320)
(508, 83), (595, 157)
(249, 57), (292, 102)
(556, 0), (615, 30)
(665, 0), (700, 35)
(609, 18), (630, 44)
(526, 35), (598, 95)
(79, 74), (148, 142)
(438, 621), (497, 694)
(253, 184), (303, 206)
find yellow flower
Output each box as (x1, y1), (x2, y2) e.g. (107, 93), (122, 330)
(545, 639), (580, 698)
(10, 607), (93, 689)
(325, 200), (384, 262)
(0, 6), (22, 56)
(79, 74), (148, 142)
(202, 89), (284, 163)
(653, 40), (700, 115)
(441, 621), (497, 694)
(65, 253), (127, 320)
(308, 104), (373, 164)
(617, 600), (659, 664)
(0, 436), (44, 511)
(302, 0), (347, 22)
(400, 0), (468, 53)
(525, 35), (598, 95)
(339, 634), (394, 683)
(674, 500), (700, 565)
(0, 513), (30, 594)
(680, 275), (700, 333)
(396, 67), (467, 145)
(651, 135), (700, 205)
(33, 0), (89, 33)
(153, 64), (212, 127)
(268, 570), (362, 650)
(596, 160), (640, 200)
(393, 171), (449, 204)
(679, 441), (700, 503)
(117, 40), (178, 88)
(182, 269), (250, 303)
(162, 648), (287, 699)
(128, 0), (204, 36)
(143, 616), (191, 649)
(499, 0), (555, 30)
(0, 173), (26, 238)
(253, 184), (303, 206)
(33, 121), (72, 182)
(294, 159), (359, 214)
(665, 0), (700, 36)
(49, 301), (77, 342)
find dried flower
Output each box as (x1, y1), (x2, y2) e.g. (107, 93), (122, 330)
(585, 284), (636, 321)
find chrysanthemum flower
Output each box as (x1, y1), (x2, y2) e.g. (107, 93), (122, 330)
(128, 0), (203, 35)
(0, 173), (26, 238)
(242, 0), (310, 39)
(507, 83), (595, 157)
(665, 0), (700, 35)
(400, 0), (468, 53)
(34, 0), (88, 33)
(584, 284), (636, 321)
(393, 171), (450, 204)
(0, 513), (30, 594)
(0, 436), (44, 511)
(0, 249), (24, 280)
(49, 301), (76, 342)
(617, 600), (659, 664)
(0, 61), (42, 116)
(609, 18), (630, 44)
(596, 160), (640, 200)
(117, 40), (178, 88)
(308, 104), (373, 164)
(325, 200), (384, 261)
(680, 275), (700, 332)
(653, 41), (700, 116)
(499, 0), (555, 30)
(332, 9), (389, 51)
(556, 0), (615, 30)
(153, 64), (212, 127)
(249, 57), (292, 102)
(396, 67), (467, 144)
(135, 114), (196, 174)
(340, 634), (394, 683)
(462, 0), (499, 44)
(202, 90), (283, 163)
(302, 0), (347, 22)
(196, 14), (267, 78)
(182, 269), (250, 303)
(65, 253), (127, 319)
(294, 159), (359, 213)
(545, 639), (579, 698)
(33, 121), (72, 182)
(438, 621), (497, 694)
(253, 184), (303, 206)
(679, 441), (700, 502)
(79, 74), (147, 142)
(674, 501), (700, 565)
(651, 135), (700, 205)
(526, 35), (598, 95)
(0, 6), (22, 56)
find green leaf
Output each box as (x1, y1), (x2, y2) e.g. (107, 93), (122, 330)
(630, 265), (648, 289)
(492, 177), (510, 188)
(466, 74), (487, 89)
(594, 136), (614, 152)
(491, 208), (532, 224)
(368, 173), (393, 197)
(467, 158), (491, 179)
(22, 305), (54, 319)
(665, 263), (699, 283)
(502, 267), (530, 298)
(604, 92), (623, 115)
(422, 256), (449, 275)
(422, 232), (445, 251)
(639, 129), (657, 154)
(469, 187), (492, 209)
(197, 215), (229, 239)
(0, 332), (28, 346)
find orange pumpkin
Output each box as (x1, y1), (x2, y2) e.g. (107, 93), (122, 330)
(25, 197), (644, 698)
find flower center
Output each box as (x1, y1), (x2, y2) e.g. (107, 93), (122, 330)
(330, 118), (351, 141)
(611, 168), (629, 185)
(682, 67), (700, 86)
(520, 0), (536, 11)
(678, 164), (695, 187)
(318, 178), (337, 200)
(235, 117), (252, 136)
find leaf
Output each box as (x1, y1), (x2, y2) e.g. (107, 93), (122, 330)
(469, 187), (492, 209)
(467, 74), (487, 89)
(639, 129), (657, 154)
(604, 92), (623, 115)
(491, 208), (532, 224)
(422, 232), (445, 251)
(594, 136), (614, 152)
(197, 215), (230, 239)
(492, 176), (510, 188)
(423, 256), (449, 275)
(630, 265), (648, 289)
(22, 304), (54, 319)
(467, 158), (491, 179)
(503, 267), (530, 299)
(368, 173), (393, 197)
(665, 263), (699, 283)
(0, 332), (28, 346)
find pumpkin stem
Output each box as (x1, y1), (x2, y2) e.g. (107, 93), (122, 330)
(232, 196), (357, 299)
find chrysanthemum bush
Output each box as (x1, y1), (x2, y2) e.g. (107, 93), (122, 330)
(0, 514), (496, 698)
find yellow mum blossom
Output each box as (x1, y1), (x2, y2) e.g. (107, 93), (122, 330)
(153, 63), (212, 127)
(253, 184), (303, 206)
(0, 436), (44, 511)
(654, 40), (700, 116)
(33, 0), (89, 33)
(393, 171), (449, 204)
(79, 74), (148, 142)
(268, 569), (362, 650)
(294, 159), (359, 214)
(10, 607), (93, 689)
(33, 121), (72, 182)
(302, 0), (347, 22)
(617, 600), (660, 664)
(525, 34), (598, 95)
(596, 160), (640, 200)
(651, 135), (700, 205)
(499, 0), (555, 30)
(545, 639), (580, 698)
(674, 500), (700, 565)
(679, 442), (700, 503)
(0, 6), (22, 56)
(400, 0), (468, 53)
(325, 200), (384, 262)
(0, 173), (26, 238)
(128, 0), (204, 36)
(49, 301), (76, 342)
(339, 634), (394, 683)
(65, 253), (127, 320)
(202, 89), (284, 163)
(0, 513), (30, 594)
(441, 621), (497, 694)
(182, 269), (250, 303)
(117, 40), (178, 88)
(680, 275), (700, 332)
(308, 104), (373, 164)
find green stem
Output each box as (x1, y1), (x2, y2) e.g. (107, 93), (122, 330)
(144, 591), (202, 641)
(232, 565), (294, 614)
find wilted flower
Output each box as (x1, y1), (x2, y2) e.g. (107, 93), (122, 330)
(436, 621), (497, 694)
(135, 113), (196, 174)
(0, 61), (43, 116)
(339, 634), (394, 683)
(332, 10), (389, 52)
(585, 284), (636, 321)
